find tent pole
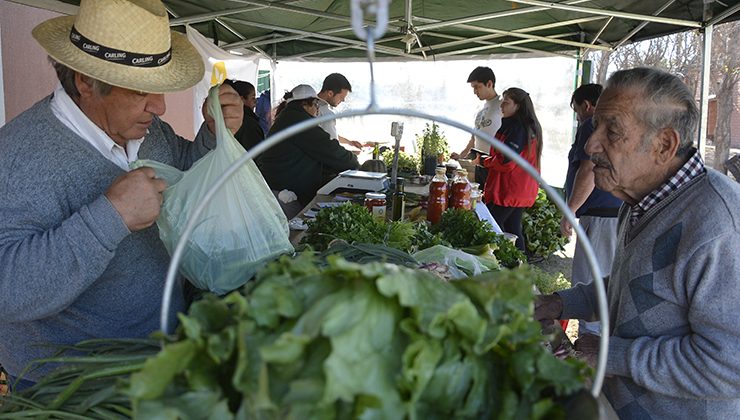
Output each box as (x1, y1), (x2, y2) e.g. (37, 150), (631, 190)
(698, 24), (713, 158)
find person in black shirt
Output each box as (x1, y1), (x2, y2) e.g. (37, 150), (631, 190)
(224, 79), (265, 150)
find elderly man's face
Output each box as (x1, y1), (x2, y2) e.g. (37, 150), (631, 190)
(586, 87), (659, 204)
(84, 86), (166, 146)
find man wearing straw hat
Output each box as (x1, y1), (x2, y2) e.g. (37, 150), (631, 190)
(0, 0), (243, 390)
(536, 68), (740, 418)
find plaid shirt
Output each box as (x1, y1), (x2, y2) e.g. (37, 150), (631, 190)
(630, 148), (705, 226)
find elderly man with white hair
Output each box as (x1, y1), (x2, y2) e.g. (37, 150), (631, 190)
(0, 0), (243, 390)
(536, 67), (740, 419)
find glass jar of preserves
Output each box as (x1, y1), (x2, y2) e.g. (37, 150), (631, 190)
(364, 192), (387, 221)
(427, 167), (448, 224)
(451, 169), (472, 210)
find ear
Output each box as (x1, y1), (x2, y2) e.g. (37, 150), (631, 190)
(486, 80), (494, 89)
(652, 128), (681, 164)
(584, 100), (596, 113)
(74, 72), (95, 98)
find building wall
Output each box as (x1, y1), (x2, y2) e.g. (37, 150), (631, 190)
(0, 1), (195, 138)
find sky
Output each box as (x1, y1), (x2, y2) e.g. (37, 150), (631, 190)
(270, 56), (580, 187)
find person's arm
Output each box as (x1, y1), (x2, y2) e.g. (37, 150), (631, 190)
(560, 161), (596, 237)
(482, 124), (528, 173)
(337, 135), (364, 150)
(0, 167), (164, 322)
(296, 127), (359, 172)
(606, 236), (740, 399)
(450, 135), (475, 160)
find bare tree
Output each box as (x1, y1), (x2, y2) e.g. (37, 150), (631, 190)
(709, 21), (740, 174)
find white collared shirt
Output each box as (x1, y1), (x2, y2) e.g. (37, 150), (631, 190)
(316, 97), (337, 140)
(50, 84), (144, 171)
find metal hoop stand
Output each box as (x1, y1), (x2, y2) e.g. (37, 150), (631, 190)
(160, 0), (609, 398)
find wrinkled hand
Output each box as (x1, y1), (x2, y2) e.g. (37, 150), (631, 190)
(560, 216), (573, 238)
(105, 167), (167, 231)
(574, 334), (600, 369)
(534, 293), (563, 326)
(202, 83), (245, 135)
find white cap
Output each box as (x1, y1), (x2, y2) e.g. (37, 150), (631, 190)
(287, 84), (318, 103)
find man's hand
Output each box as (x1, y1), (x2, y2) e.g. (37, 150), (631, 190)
(560, 216), (573, 238)
(535, 294), (563, 325)
(574, 333), (600, 369)
(105, 167), (167, 231)
(202, 83), (245, 135)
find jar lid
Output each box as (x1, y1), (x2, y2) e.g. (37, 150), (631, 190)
(365, 192), (386, 200)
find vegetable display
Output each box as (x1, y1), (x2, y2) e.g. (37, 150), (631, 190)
(381, 149), (419, 176)
(1, 254), (589, 419)
(522, 189), (568, 258)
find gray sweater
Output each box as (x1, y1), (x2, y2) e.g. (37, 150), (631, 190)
(559, 168), (740, 418)
(0, 95), (215, 381)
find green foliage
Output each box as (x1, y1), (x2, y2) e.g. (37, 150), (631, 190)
(302, 203), (420, 253)
(2, 255), (590, 419)
(523, 189), (568, 258)
(302, 203), (385, 251)
(432, 208), (500, 248)
(530, 266), (572, 295)
(489, 235), (527, 269)
(381, 149), (419, 175)
(415, 122), (449, 159)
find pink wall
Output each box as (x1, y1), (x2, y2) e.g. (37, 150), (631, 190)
(1, 1), (195, 139)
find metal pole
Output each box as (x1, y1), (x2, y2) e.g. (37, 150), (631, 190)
(698, 24), (713, 157)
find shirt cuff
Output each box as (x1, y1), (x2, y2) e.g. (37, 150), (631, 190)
(83, 195), (131, 251)
(557, 284), (595, 320)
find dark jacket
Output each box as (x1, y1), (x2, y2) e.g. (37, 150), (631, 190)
(234, 106), (265, 151)
(259, 102), (359, 205)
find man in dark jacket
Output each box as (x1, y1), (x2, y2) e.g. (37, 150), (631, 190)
(225, 79), (265, 150)
(258, 84), (359, 208)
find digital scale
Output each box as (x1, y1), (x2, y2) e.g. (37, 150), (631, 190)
(317, 169), (389, 195)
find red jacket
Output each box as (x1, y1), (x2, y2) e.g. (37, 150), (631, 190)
(481, 117), (539, 208)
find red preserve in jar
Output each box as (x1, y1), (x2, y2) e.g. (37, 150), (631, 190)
(364, 192), (387, 221)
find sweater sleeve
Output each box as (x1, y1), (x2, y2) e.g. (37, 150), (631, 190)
(608, 235), (740, 399)
(557, 278), (606, 321)
(0, 190), (130, 322)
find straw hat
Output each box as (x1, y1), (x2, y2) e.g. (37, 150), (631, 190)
(287, 84), (318, 103)
(32, 0), (204, 93)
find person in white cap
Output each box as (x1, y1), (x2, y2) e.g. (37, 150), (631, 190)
(0, 0), (243, 390)
(258, 84), (359, 217)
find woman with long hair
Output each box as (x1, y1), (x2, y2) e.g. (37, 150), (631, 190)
(480, 87), (543, 253)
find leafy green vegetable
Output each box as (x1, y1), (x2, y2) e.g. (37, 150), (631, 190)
(432, 208), (499, 248)
(2, 255), (589, 419)
(523, 189), (568, 258)
(302, 203), (384, 251)
(530, 266), (572, 295)
(381, 149), (419, 176)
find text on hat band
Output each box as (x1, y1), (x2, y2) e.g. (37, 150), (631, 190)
(69, 26), (172, 68)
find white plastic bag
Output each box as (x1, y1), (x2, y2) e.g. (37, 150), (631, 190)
(131, 85), (293, 294)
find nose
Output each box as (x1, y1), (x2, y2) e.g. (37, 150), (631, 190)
(585, 126), (604, 155)
(145, 93), (166, 116)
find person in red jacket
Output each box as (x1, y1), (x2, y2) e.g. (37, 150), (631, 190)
(479, 87), (543, 252)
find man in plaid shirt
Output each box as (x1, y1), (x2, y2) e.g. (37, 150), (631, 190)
(536, 67), (740, 418)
